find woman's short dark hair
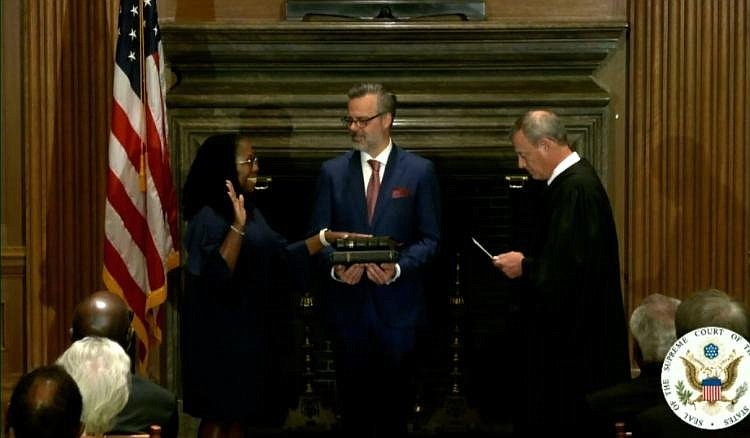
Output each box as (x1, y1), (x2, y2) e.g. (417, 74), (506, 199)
(182, 133), (248, 222)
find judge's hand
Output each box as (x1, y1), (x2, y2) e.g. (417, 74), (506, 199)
(334, 263), (365, 285)
(225, 180), (246, 228)
(365, 263), (396, 285)
(492, 251), (524, 279)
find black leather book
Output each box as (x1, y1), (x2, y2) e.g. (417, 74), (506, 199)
(330, 236), (399, 264)
(330, 249), (399, 265)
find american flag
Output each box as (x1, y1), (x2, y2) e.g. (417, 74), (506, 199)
(103, 0), (179, 372)
(702, 377), (722, 402)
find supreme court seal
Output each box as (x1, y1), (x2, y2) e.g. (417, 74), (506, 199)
(661, 326), (750, 430)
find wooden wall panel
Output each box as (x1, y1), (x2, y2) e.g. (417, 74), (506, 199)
(628, 0), (749, 310)
(21, 0), (116, 369)
(2, 1), (23, 247)
(24, 0), (55, 370)
(1, 0), (25, 406)
(0, 249), (26, 410)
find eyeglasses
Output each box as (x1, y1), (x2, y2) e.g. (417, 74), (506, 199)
(236, 156), (259, 166)
(341, 112), (384, 128)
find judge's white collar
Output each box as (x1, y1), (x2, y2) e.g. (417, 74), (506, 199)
(547, 151), (580, 186)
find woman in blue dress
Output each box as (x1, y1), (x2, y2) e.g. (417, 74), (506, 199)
(180, 134), (353, 438)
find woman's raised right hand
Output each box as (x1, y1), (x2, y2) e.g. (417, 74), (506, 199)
(225, 180), (246, 229)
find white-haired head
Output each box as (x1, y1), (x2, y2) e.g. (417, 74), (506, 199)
(630, 293), (681, 363)
(56, 336), (130, 434)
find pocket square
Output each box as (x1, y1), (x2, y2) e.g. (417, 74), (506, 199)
(391, 187), (410, 198)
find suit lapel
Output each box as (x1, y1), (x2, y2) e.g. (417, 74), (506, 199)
(371, 145), (403, 227)
(346, 151), (369, 228)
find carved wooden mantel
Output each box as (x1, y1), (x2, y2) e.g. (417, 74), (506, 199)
(161, 21), (626, 187)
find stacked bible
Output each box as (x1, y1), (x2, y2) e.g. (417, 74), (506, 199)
(330, 236), (399, 265)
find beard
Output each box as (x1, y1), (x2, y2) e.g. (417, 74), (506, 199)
(350, 132), (383, 153)
(350, 133), (368, 151)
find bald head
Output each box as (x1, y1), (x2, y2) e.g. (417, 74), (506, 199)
(8, 365), (83, 438)
(72, 291), (132, 349)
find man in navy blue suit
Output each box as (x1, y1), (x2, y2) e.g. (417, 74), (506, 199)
(310, 83), (441, 437)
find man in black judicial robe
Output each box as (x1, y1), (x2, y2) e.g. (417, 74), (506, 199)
(492, 110), (630, 432)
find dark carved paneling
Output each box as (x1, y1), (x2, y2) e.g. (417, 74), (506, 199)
(163, 22), (622, 185)
(162, 21), (625, 428)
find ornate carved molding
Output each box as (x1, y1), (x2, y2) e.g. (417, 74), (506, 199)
(162, 22), (624, 74)
(162, 22), (625, 186)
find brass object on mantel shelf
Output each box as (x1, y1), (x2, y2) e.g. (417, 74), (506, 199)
(286, 0), (486, 21)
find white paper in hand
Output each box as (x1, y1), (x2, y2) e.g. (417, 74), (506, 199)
(471, 237), (493, 259)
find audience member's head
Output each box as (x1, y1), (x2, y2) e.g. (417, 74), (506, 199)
(675, 288), (750, 338)
(56, 336), (131, 435)
(629, 293), (681, 365)
(72, 290), (134, 354)
(7, 364), (83, 438)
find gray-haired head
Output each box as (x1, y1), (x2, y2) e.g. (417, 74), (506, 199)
(675, 288), (750, 339)
(347, 83), (397, 121)
(510, 109), (569, 147)
(629, 293), (681, 364)
(56, 336), (131, 435)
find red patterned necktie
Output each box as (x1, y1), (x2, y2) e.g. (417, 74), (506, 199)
(366, 159), (381, 224)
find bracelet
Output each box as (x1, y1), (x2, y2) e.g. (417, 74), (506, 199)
(319, 228), (330, 247)
(230, 224), (245, 236)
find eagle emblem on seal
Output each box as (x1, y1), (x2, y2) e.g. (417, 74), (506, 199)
(676, 342), (748, 406)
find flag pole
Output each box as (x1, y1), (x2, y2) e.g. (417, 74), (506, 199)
(138, 0), (147, 193)
(137, 0), (149, 373)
